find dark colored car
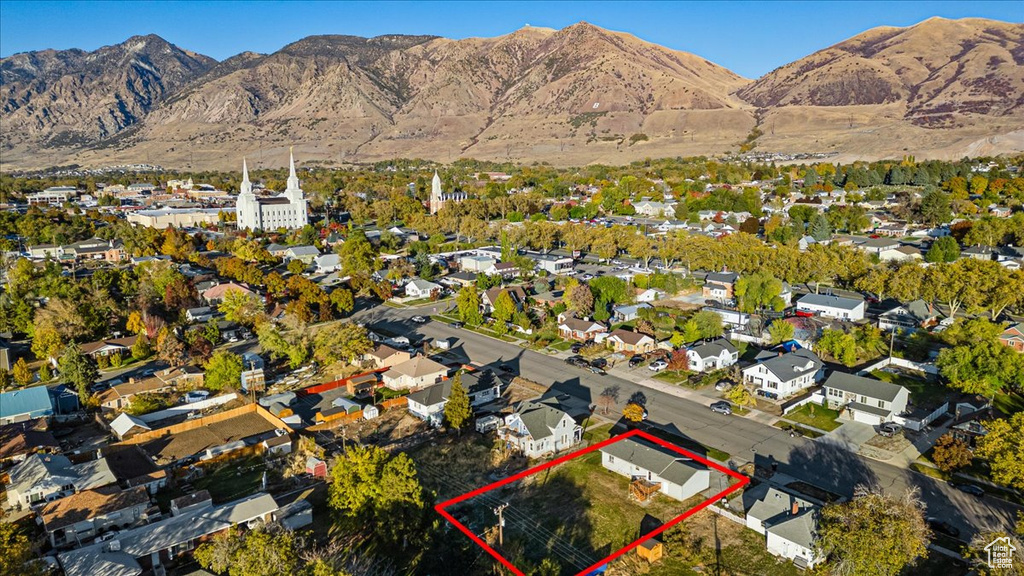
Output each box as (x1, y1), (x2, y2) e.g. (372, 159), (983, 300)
(565, 355), (584, 365)
(951, 483), (984, 497)
(572, 358), (590, 368)
(628, 355), (644, 367)
(926, 517), (961, 538)
(588, 366), (606, 375)
(570, 342), (584, 354)
(590, 358), (608, 369)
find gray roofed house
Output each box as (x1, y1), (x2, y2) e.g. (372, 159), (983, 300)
(878, 300), (938, 333)
(600, 437), (710, 502)
(743, 484), (823, 568)
(686, 339), (739, 372)
(500, 399), (581, 458)
(821, 371), (910, 426)
(57, 492), (278, 576)
(5, 453), (117, 508)
(613, 303), (653, 322)
(406, 371), (502, 426)
(796, 293), (866, 320)
(741, 348), (822, 398)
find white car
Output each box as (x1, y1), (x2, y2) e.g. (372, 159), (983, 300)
(648, 360), (668, 372)
(411, 315), (427, 324)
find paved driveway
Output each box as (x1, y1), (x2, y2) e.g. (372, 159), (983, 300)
(818, 421), (877, 451)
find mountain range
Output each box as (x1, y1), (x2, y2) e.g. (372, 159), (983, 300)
(1, 17), (1022, 171)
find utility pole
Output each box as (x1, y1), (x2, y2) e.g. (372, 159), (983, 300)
(493, 503), (508, 547)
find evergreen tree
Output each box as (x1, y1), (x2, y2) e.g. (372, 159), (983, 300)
(809, 214), (832, 242)
(443, 373), (471, 433)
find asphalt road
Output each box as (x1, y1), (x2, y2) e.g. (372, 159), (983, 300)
(354, 304), (1022, 543)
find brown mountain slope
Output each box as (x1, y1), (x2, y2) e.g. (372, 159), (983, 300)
(737, 17), (1024, 125)
(0, 35), (216, 148)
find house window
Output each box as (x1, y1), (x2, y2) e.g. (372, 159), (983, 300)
(860, 395), (867, 404)
(608, 455), (615, 463)
(878, 400), (885, 408)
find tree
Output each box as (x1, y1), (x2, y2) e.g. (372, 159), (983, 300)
(679, 319), (702, 344)
(725, 384), (754, 407)
(0, 370), (9, 392)
(808, 213), (832, 242)
(286, 259), (306, 275)
(597, 385), (620, 415)
(623, 402), (645, 423)
(329, 288), (354, 317)
(734, 272), (785, 313)
(0, 521), (45, 576)
(937, 341), (1024, 399)
(58, 344), (98, 404)
(565, 284), (595, 317)
(768, 320), (795, 344)
(925, 235), (960, 263)
(817, 489), (929, 576)
(456, 286), (484, 326)
(37, 362), (53, 383)
(443, 373), (471, 433)
(157, 333), (187, 367)
(931, 433), (972, 472)
(328, 446), (426, 546)
(131, 336), (152, 361)
(205, 351), (243, 392)
(219, 290), (264, 327)
(313, 323), (372, 366)
(976, 413), (1024, 490)
(195, 527), (299, 576)
(12, 358), (32, 387)
(692, 310), (723, 339)
(126, 311), (147, 335)
(492, 291), (516, 324)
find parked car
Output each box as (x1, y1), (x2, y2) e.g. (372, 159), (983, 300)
(628, 355), (644, 368)
(648, 360), (668, 372)
(950, 483), (984, 497)
(570, 342), (584, 354)
(714, 381), (731, 391)
(588, 366), (606, 375)
(572, 358), (591, 368)
(411, 315), (427, 324)
(878, 422), (902, 437)
(450, 321), (464, 328)
(710, 401), (733, 415)
(565, 355), (584, 365)
(926, 517), (961, 538)
(590, 358), (608, 369)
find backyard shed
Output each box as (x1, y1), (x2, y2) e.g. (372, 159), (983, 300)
(637, 538), (663, 563)
(363, 405), (380, 420)
(305, 457), (328, 478)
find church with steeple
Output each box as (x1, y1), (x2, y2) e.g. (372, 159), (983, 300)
(429, 170), (466, 215)
(236, 149), (309, 231)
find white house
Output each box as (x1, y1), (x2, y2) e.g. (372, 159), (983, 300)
(382, 356), (448, 391)
(613, 303), (653, 322)
(636, 288), (666, 303)
(499, 400), (581, 458)
(5, 454), (116, 508)
(283, 245), (320, 264)
(685, 339), (739, 372)
(821, 372), (910, 426)
(528, 251), (574, 275)
(405, 278), (442, 299)
(314, 253), (341, 273)
(796, 294), (865, 321)
(741, 349), (823, 399)
(406, 371), (501, 427)
(877, 300), (938, 333)
(744, 485), (823, 569)
(459, 254), (496, 273)
(600, 437), (710, 502)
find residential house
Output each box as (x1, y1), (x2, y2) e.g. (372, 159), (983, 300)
(56, 493), (278, 576)
(607, 329), (657, 355)
(283, 245), (319, 264)
(633, 200), (675, 218)
(685, 339), (739, 372)
(266, 243), (290, 258)
(0, 386), (55, 424)
(110, 414), (152, 441)
(363, 344), (412, 370)
(482, 286), (528, 314)
(40, 485), (150, 548)
(382, 356), (448, 390)
(999, 323), (1024, 353)
(499, 400), (581, 458)
(439, 270), (478, 288)
(962, 245), (997, 261)
(821, 372), (910, 426)
(613, 303), (653, 323)
(878, 300), (939, 333)
(405, 278), (442, 299)
(744, 485), (823, 569)
(702, 272), (739, 301)
(201, 282), (256, 304)
(5, 453), (116, 508)
(0, 420), (60, 464)
(62, 238), (126, 262)
(459, 254), (497, 273)
(557, 314), (607, 342)
(406, 370), (501, 427)
(796, 293), (865, 321)
(486, 261), (520, 279)
(879, 245), (923, 262)
(186, 306), (215, 323)
(741, 349), (823, 399)
(97, 368), (202, 412)
(80, 336), (138, 358)
(528, 251), (574, 275)
(600, 437), (710, 502)
(636, 288), (665, 303)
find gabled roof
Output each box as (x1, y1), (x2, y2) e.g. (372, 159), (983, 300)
(368, 344), (405, 361)
(746, 349), (821, 383)
(483, 286), (527, 305)
(111, 413), (151, 437)
(558, 316), (606, 333)
(0, 386), (52, 419)
(880, 299), (935, 322)
(7, 453), (116, 495)
(407, 371), (498, 407)
(513, 400), (573, 439)
(600, 437), (705, 487)
(385, 356), (447, 379)
(40, 485), (150, 532)
(285, 245), (320, 257)
(797, 293), (863, 311)
(608, 329), (654, 346)
(688, 338), (738, 360)
(201, 282), (255, 300)
(823, 372), (906, 403)
(705, 272), (739, 285)
(407, 278), (441, 291)
(1000, 323), (1024, 341)
(0, 420), (59, 460)
(80, 336), (138, 355)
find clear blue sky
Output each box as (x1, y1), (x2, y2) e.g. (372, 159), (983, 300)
(1, 1), (1019, 78)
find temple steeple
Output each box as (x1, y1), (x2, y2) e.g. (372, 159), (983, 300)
(240, 157), (253, 196)
(285, 147), (301, 195)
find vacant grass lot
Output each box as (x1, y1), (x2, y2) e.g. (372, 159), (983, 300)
(870, 369), (949, 407)
(784, 403), (842, 432)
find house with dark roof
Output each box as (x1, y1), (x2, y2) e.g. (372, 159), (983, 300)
(600, 437), (710, 502)
(743, 484), (823, 569)
(40, 485), (151, 548)
(796, 293), (865, 321)
(557, 313), (607, 342)
(79, 336), (138, 358)
(821, 372), (910, 426)
(702, 272), (739, 301)
(685, 339), (738, 372)
(406, 371), (501, 427)
(5, 453), (116, 509)
(0, 420), (60, 464)
(481, 286), (528, 314)
(741, 349), (822, 399)
(500, 400), (581, 458)
(878, 300), (939, 333)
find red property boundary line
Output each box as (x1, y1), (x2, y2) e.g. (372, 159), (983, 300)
(434, 428), (750, 576)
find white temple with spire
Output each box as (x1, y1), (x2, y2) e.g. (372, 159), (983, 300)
(236, 149), (309, 231)
(429, 170), (466, 215)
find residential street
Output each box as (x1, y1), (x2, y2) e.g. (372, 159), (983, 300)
(354, 304), (1023, 542)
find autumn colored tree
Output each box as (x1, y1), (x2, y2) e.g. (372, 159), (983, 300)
(623, 402), (645, 423)
(931, 433), (972, 472)
(12, 358), (32, 387)
(818, 489), (929, 576)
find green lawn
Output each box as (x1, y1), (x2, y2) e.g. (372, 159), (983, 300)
(549, 340), (573, 351)
(870, 369), (949, 407)
(783, 403), (841, 432)
(653, 370), (689, 385)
